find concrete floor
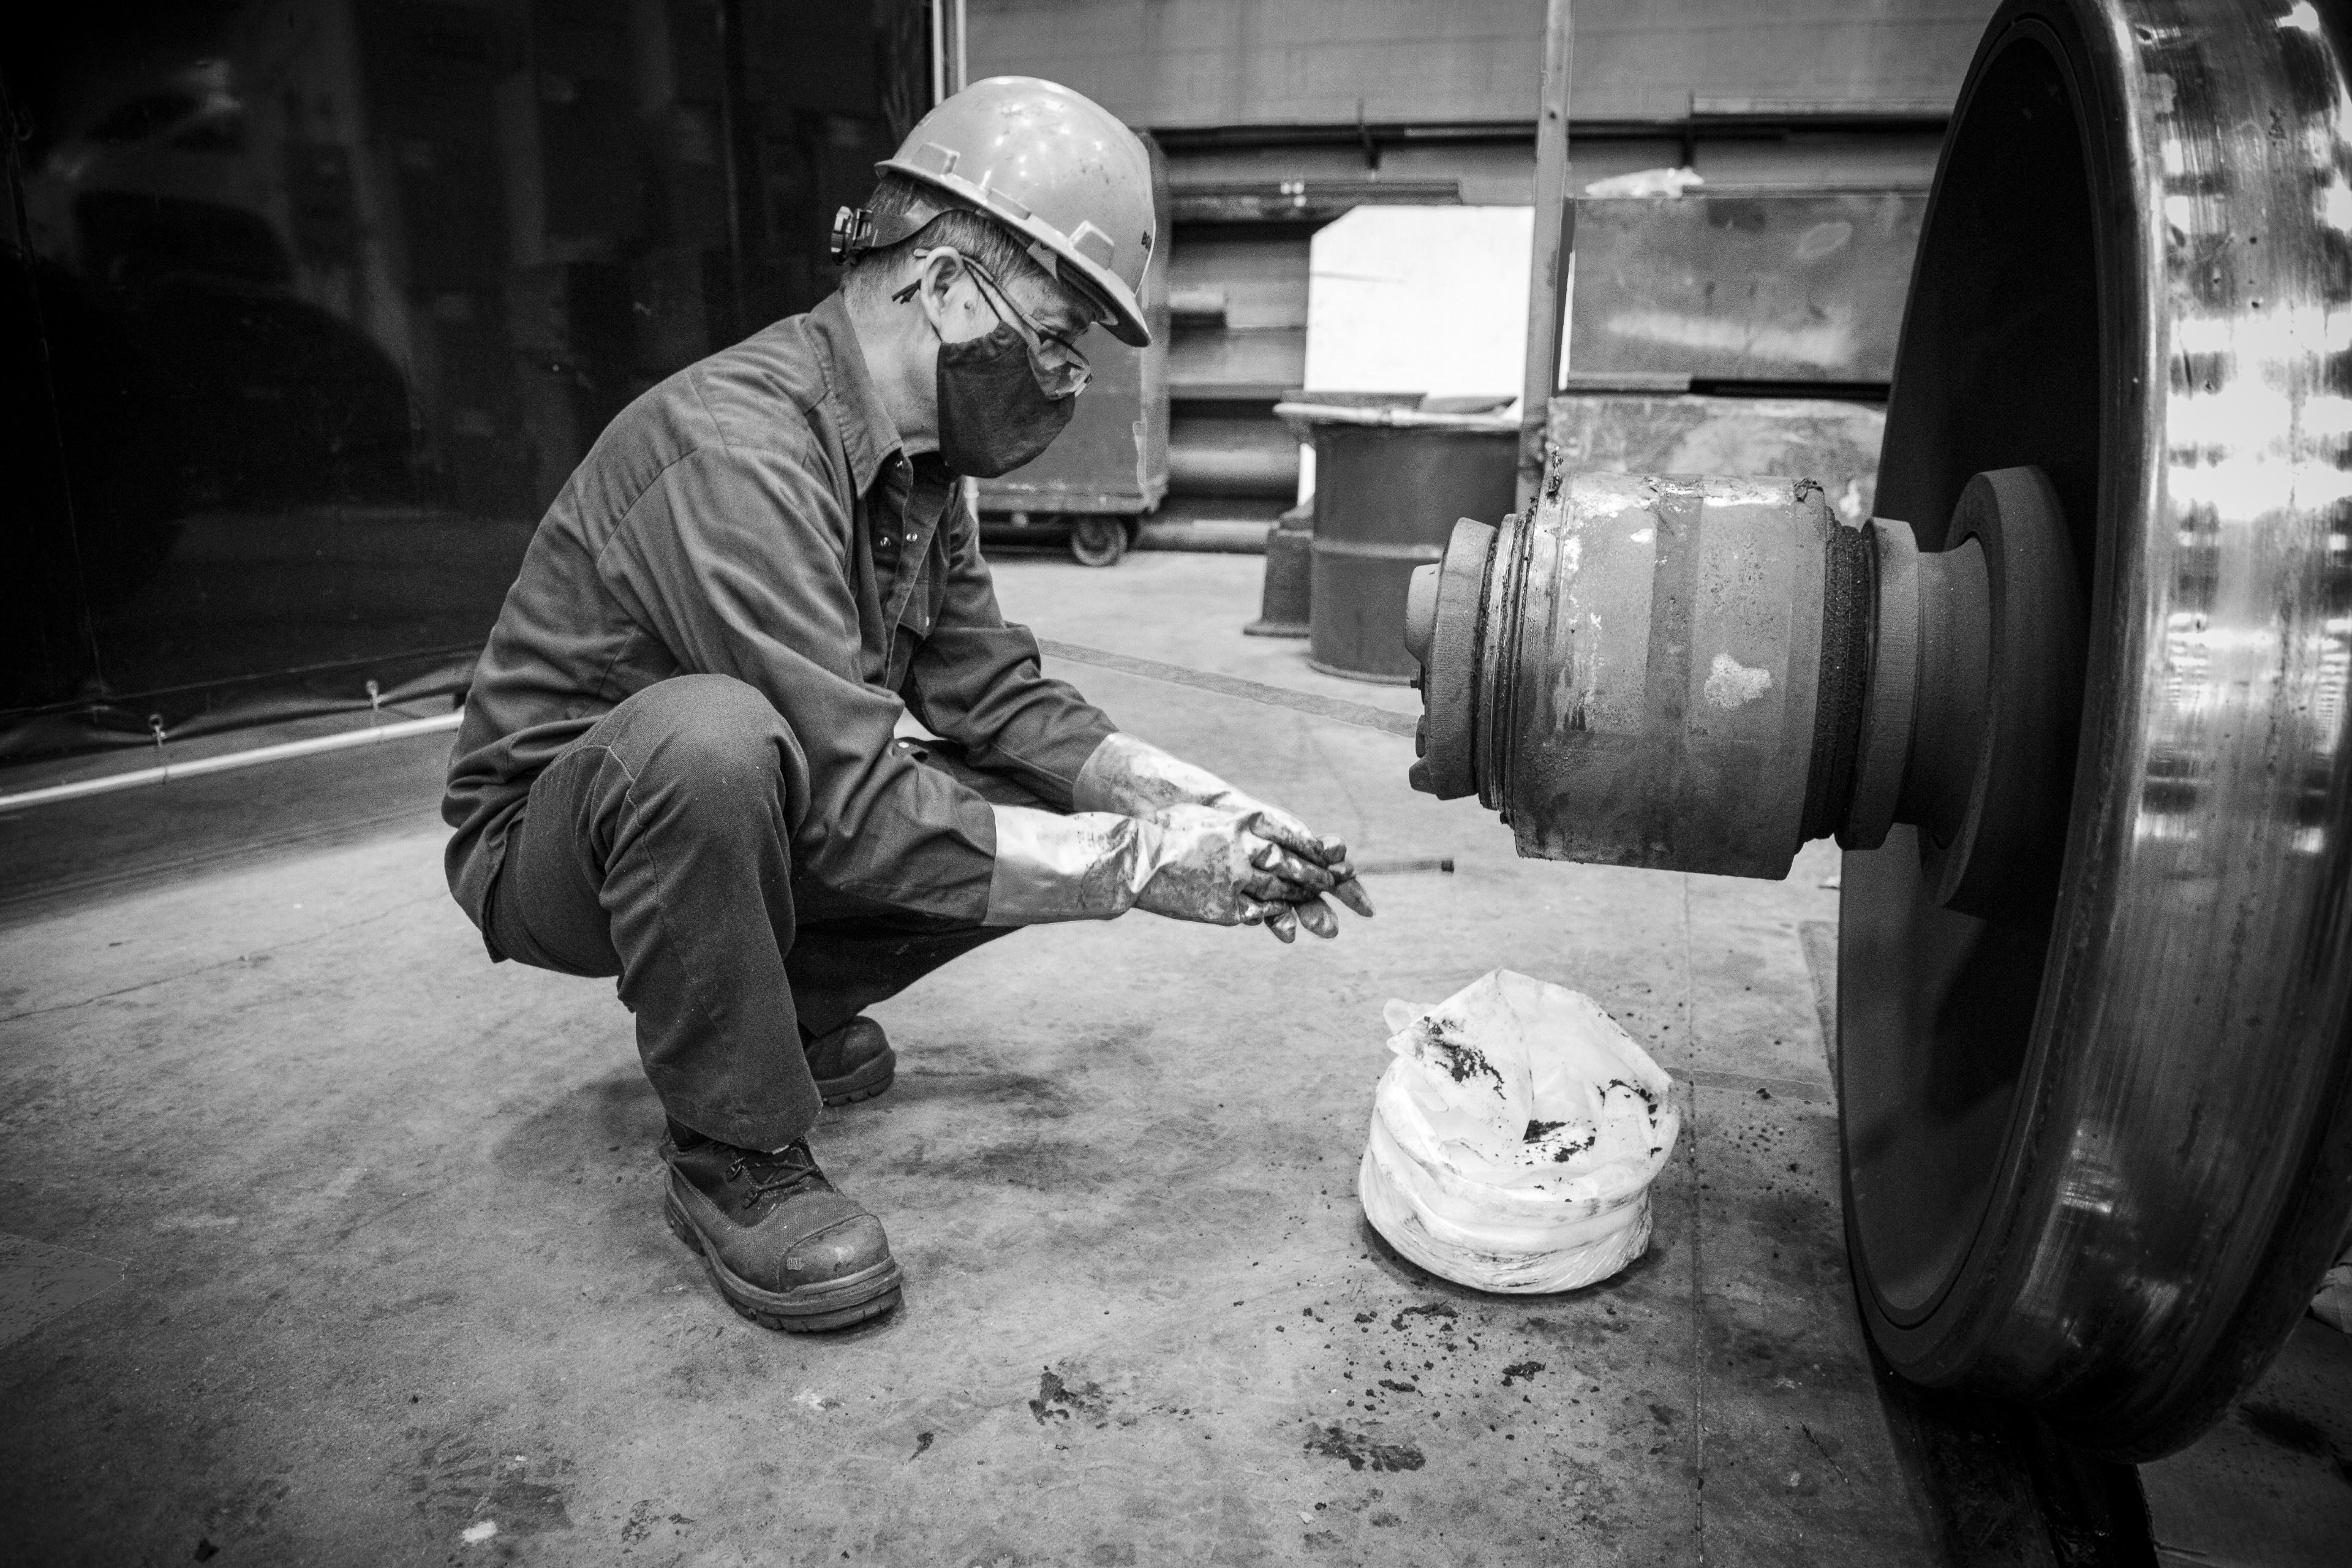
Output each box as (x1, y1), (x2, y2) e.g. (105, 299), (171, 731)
(2, 553), (1954, 1564)
(2142, 1316), (2352, 1567)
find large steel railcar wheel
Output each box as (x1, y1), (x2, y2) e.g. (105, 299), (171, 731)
(1842, 0), (2352, 1458)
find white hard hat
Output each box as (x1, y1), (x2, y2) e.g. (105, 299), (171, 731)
(840, 77), (1156, 347)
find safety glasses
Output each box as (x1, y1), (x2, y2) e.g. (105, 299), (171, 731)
(900, 250), (1092, 397)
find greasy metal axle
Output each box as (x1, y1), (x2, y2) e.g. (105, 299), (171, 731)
(1404, 461), (2083, 919)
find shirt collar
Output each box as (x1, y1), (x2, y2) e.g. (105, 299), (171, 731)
(805, 292), (905, 497)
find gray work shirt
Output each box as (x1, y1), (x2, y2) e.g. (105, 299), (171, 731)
(442, 292), (1115, 940)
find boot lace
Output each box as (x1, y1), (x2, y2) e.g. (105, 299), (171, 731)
(724, 1142), (827, 1211)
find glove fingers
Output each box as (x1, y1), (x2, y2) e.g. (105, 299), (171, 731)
(1293, 897), (1338, 939)
(1264, 904), (1299, 943)
(1329, 875), (1376, 918)
(1243, 809), (1346, 868)
(1248, 842), (1338, 891)
(1238, 870), (1297, 901)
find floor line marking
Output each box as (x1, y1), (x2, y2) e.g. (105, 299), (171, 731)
(1035, 639), (1420, 739)
(1684, 872), (1708, 1565)
(0, 804), (443, 922)
(0, 892), (443, 1027)
(1670, 1066), (1835, 1105)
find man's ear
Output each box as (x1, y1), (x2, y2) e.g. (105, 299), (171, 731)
(913, 249), (965, 337)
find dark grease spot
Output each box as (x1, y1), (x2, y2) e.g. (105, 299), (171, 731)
(1304, 1424), (1426, 1473)
(1418, 1016), (1503, 1089)
(1390, 1300), (1460, 1332)
(1028, 1366), (1110, 1425)
(1607, 1077), (1660, 1113)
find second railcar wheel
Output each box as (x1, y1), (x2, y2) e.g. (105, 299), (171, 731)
(1841, 0), (2352, 1459)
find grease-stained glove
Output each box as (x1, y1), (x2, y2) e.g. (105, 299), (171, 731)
(1133, 804), (1335, 933)
(981, 804), (1349, 938)
(1071, 732), (1374, 934)
(982, 807), (1158, 926)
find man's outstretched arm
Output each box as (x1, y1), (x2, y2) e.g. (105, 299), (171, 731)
(1069, 733), (1374, 941)
(979, 800), (1351, 935)
(907, 491), (1370, 940)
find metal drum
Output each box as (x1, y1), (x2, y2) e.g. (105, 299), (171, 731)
(1281, 402), (1517, 682)
(1242, 510), (1314, 638)
(1401, 0), (2352, 1460)
(1250, 391), (1428, 639)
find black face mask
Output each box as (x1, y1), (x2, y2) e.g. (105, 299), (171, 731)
(935, 322), (1075, 478)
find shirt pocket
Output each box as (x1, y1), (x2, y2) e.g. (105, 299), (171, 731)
(894, 551), (948, 643)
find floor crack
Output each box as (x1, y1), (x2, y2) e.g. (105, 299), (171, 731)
(1801, 1422), (1850, 1483)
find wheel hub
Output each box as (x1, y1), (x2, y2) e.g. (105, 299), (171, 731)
(1404, 464), (2085, 921)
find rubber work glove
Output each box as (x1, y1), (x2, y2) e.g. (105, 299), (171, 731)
(981, 804), (1356, 939)
(1133, 803), (1346, 938)
(1071, 732), (1373, 940)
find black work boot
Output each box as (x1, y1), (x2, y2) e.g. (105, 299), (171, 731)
(804, 1016), (895, 1107)
(661, 1122), (902, 1332)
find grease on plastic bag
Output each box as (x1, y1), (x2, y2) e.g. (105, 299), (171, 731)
(1359, 970), (1680, 1293)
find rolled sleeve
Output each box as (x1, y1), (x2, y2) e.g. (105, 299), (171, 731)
(601, 440), (998, 919)
(901, 500), (1117, 808)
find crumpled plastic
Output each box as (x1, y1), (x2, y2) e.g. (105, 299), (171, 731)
(2312, 1246), (2352, 1333)
(1581, 165), (1706, 200)
(1359, 970), (1681, 1293)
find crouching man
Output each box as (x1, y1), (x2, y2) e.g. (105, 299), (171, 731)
(440, 78), (1370, 1334)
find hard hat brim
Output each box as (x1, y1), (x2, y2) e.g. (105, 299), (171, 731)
(876, 157), (1154, 348)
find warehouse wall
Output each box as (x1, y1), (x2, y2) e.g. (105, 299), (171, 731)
(968, 0), (1997, 127)
(967, 1), (1999, 514)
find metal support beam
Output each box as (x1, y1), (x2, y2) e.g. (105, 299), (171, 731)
(929, 0), (951, 106)
(1518, 0), (1574, 509)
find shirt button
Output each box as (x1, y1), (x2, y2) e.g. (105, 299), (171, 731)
(904, 532), (917, 543)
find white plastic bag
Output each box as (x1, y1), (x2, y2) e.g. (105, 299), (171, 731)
(1581, 165), (1705, 200)
(2312, 1245), (2352, 1333)
(1359, 970), (1681, 1293)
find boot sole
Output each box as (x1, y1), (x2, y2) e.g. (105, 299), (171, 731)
(663, 1191), (903, 1333)
(815, 1047), (895, 1108)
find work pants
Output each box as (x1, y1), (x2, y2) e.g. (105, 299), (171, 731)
(483, 674), (1041, 1150)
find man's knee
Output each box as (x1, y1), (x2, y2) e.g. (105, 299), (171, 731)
(605, 676), (797, 822)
